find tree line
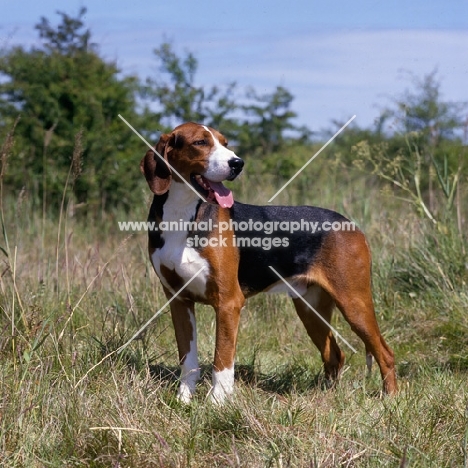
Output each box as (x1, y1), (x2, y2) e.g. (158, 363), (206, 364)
(0, 8), (466, 216)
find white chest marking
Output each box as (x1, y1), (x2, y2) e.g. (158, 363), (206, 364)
(150, 182), (209, 297)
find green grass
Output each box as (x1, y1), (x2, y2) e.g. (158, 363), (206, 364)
(0, 162), (467, 467)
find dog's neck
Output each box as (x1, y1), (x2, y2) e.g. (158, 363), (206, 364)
(150, 181), (202, 222)
(164, 181), (202, 221)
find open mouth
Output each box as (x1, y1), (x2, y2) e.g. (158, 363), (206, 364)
(190, 174), (234, 208)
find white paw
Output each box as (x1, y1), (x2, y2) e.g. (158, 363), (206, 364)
(177, 383), (194, 404)
(210, 367), (234, 405)
(176, 367), (200, 404)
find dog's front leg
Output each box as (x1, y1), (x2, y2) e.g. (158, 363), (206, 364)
(169, 298), (199, 403)
(211, 296), (244, 404)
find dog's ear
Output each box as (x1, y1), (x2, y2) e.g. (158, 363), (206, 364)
(140, 133), (173, 195)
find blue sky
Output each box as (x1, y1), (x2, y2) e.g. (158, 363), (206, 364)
(2, 0), (468, 132)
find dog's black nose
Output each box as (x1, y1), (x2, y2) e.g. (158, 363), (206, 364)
(228, 158), (244, 175)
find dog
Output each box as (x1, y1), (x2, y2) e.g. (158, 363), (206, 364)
(140, 122), (397, 403)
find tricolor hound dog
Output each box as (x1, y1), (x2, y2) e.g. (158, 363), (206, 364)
(140, 122), (397, 403)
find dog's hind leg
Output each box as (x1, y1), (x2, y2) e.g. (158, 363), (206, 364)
(333, 290), (396, 394)
(312, 230), (397, 394)
(292, 284), (345, 385)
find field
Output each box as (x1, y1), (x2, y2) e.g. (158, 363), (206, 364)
(0, 149), (467, 467)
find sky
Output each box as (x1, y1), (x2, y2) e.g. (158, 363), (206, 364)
(1, 0), (468, 133)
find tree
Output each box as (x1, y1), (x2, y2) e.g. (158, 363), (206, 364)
(353, 71), (467, 223)
(385, 71), (467, 214)
(0, 8), (142, 213)
(237, 86), (310, 157)
(142, 43), (311, 155)
(35, 6), (94, 54)
(142, 42), (239, 138)
(384, 70), (467, 146)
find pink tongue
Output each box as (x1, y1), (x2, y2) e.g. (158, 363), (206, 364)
(207, 180), (234, 208)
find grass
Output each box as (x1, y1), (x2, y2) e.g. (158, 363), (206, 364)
(0, 143), (467, 466)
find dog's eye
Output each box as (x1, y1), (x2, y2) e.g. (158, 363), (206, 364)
(193, 139), (206, 146)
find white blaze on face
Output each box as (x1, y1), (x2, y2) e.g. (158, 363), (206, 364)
(199, 126), (241, 208)
(202, 125), (240, 182)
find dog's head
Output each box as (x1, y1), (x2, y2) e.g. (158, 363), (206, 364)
(140, 122), (244, 208)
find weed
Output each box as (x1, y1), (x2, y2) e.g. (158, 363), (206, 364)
(0, 126), (467, 466)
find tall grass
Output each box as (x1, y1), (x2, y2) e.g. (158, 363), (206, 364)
(0, 132), (467, 466)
